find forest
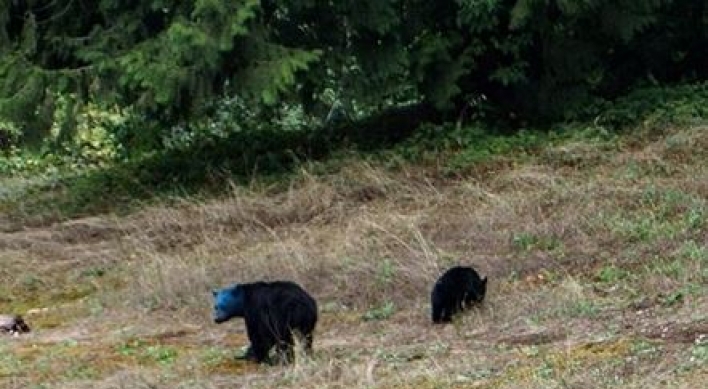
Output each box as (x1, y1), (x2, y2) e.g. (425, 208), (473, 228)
(1, 1), (706, 174)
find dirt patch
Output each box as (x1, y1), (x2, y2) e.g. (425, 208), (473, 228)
(497, 328), (568, 346)
(640, 321), (708, 344)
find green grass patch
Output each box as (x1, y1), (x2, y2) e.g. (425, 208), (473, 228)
(511, 232), (564, 253)
(116, 339), (179, 366)
(592, 82), (708, 129)
(563, 299), (602, 318)
(601, 187), (706, 244)
(363, 301), (397, 321)
(595, 265), (633, 284)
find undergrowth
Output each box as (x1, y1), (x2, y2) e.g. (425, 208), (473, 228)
(1, 82), (707, 227)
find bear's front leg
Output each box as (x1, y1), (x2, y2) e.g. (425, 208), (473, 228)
(245, 316), (272, 363)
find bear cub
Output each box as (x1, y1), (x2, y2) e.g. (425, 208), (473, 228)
(212, 280), (318, 364)
(431, 266), (487, 324)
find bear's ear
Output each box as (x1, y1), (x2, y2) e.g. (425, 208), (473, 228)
(482, 277), (488, 285)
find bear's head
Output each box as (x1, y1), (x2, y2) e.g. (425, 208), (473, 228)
(467, 276), (487, 303)
(212, 284), (246, 323)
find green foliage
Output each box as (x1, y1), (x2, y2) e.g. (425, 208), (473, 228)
(0, 150), (31, 175)
(511, 232), (563, 253)
(1, 0), (707, 226)
(363, 301), (396, 321)
(591, 83), (708, 129)
(0, 0), (321, 139)
(376, 259), (396, 286)
(677, 240), (708, 263)
(599, 184), (707, 245)
(564, 298), (600, 318)
(116, 339), (178, 365)
(596, 266), (632, 284)
(691, 342), (708, 364)
(49, 96), (127, 168)
(1, 0), (707, 160)
(236, 42), (322, 105)
(1, 78), (704, 228)
(392, 122), (552, 172)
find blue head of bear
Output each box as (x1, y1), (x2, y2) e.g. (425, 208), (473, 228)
(212, 284), (245, 323)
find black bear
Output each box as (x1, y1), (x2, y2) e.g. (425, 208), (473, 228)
(0, 314), (31, 335)
(212, 280), (318, 364)
(431, 266), (487, 324)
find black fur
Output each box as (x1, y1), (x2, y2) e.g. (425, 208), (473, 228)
(431, 266), (487, 324)
(213, 281), (318, 364)
(0, 314), (30, 334)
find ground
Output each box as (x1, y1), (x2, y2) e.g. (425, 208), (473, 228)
(0, 125), (706, 389)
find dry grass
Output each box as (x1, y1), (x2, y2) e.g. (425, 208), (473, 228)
(0, 126), (706, 388)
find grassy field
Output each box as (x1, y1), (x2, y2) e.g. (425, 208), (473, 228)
(0, 124), (706, 389)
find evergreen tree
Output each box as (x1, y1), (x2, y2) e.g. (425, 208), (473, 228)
(0, 0), (706, 147)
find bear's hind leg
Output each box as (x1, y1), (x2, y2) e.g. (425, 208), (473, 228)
(304, 333), (314, 353)
(273, 332), (295, 364)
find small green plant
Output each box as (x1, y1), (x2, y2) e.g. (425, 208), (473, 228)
(200, 347), (235, 366)
(660, 290), (685, 307)
(660, 284), (701, 307)
(631, 339), (662, 356)
(535, 360), (555, 380)
(520, 345), (541, 357)
(677, 337), (708, 372)
(363, 301), (396, 321)
(685, 207), (706, 231)
(511, 232), (562, 252)
(117, 339), (178, 365)
(376, 258), (396, 286)
(63, 365), (99, 380)
(565, 299), (600, 318)
(80, 267), (107, 278)
(690, 341), (708, 363)
(142, 345), (178, 365)
(649, 258), (685, 279)
(596, 265), (631, 283)
(677, 240), (707, 262)
(116, 339), (148, 357)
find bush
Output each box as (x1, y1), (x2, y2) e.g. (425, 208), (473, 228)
(586, 83), (708, 130)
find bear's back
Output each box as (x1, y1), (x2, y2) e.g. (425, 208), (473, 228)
(243, 281), (317, 311)
(437, 266), (481, 288)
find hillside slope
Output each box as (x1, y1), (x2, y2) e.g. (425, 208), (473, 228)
(0, 125), (706, 389)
